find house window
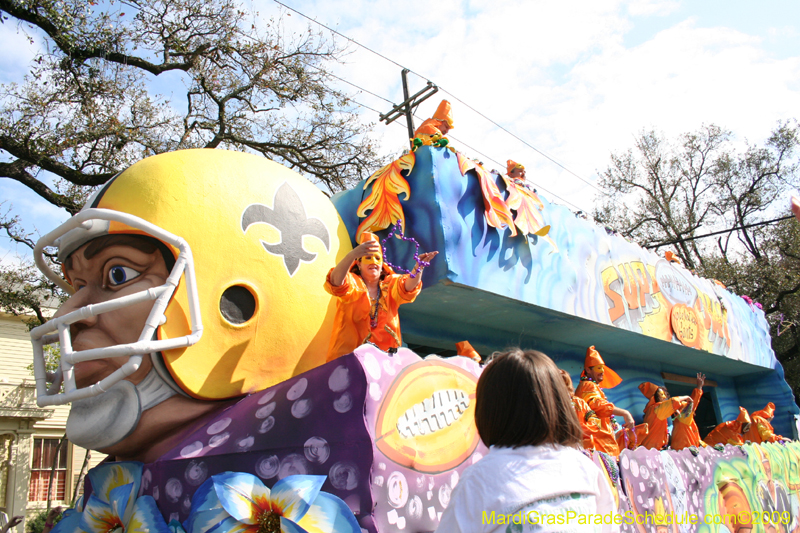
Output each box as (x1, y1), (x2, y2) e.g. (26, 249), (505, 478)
(28, 438), (68, 502)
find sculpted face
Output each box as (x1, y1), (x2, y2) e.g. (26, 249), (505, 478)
(56, 236), (232, 461)
(509, 167), (526, 180)
(57, 239), (169, 388)
(437, 120), (451, 135)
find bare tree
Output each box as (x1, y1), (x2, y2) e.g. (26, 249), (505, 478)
(45, 437), (66, 513)
(0, 0), (381, 207)
(0, 0), (384, 321)
(594, 121), (800, 401)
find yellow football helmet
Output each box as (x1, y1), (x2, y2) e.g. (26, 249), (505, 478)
(32, 149), (352, 403)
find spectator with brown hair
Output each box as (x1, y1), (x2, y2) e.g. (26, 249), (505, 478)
(435, 349), (617, 533)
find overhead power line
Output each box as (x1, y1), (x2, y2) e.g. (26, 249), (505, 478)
(645, 215), (795, 249)
(270, 0), (606, 198)
(296, 49), (589, 211)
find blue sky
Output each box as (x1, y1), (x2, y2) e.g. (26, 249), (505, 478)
(2, 0), (799, 259)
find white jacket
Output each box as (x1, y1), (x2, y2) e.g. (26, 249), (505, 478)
(435, 444), (619, 533)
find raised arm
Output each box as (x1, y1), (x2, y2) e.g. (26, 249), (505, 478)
(613, 406), (635, 429)
(404, 251), (438, 291)
(329, 240), (381, 287)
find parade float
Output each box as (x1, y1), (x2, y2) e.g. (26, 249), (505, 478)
(29, 144), (800, 533)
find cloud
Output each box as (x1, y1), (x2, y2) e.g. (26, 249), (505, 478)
(627, 0), (681, 17)
(265, 0), (799, 214)
(0, 23), (42, 84)
(5, 0), (800, 239)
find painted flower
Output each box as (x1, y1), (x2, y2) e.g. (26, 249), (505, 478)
(51, 462), (169, 533)
(184, 473), (360, 533)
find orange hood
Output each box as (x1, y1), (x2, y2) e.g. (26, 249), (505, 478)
(584, 345), (622, 389)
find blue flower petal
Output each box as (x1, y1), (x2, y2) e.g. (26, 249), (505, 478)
(184, 508), (232, 533)
(270, 476), (325, 522)
(188, 478), (223, 516)
(295, 492), (361, 533)
(212, 472), (270, 524)
(108, 482), (134, 523)
(73, 495), (85, 513)
(80, 494), (119, 533)
(208, 516), (250, 533)
(127, 495), (170, 533)
(50, 509), (82, 533)
(279, 517), (310, 533)
(87, 462), (142, 503)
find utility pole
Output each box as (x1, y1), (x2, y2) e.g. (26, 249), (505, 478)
(379, 69), (438, 150)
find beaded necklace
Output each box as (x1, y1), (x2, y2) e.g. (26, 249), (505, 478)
(597, 452), (620, 485)
(380, 222), (430, 278)
(369, 285), (382, 328)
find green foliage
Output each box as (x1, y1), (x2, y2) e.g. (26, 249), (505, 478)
(0, 0), (384, 321)
(0, 0), (382, 200)
(594, 121), (800, 403)
(0, 257), (67, 329)
(25, 509), (62, 533)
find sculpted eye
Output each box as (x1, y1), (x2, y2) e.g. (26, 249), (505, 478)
(108, 266), (141, 286)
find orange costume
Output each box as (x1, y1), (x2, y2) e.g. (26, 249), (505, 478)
(502, 160), (551, 239)
(704, 407), (751, 447)
(638, 382), (685, 450)
(560, 370), (601, 449)
(744, 402), (786, 444)
(671, 387), (705, 450)
(455, 340), (483, 364)
(413, 100), (453, 146)
(323, 233), (422, 361)
(572, 396), (602, 450)
(574, 346), (624, 456)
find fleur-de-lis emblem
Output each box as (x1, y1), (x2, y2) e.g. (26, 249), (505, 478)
(241, 183), (330, 276)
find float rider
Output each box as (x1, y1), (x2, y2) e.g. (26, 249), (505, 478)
(704, 407), (752, 447)
(413, 100), (453, 149)
(671, 373), (707, 450)
(744, 402), (787, 444)
(324, 232), (437, 360)
(637, 382), (690, 450)
(574, 346), (635, 456)
(560, 370), (602, 450)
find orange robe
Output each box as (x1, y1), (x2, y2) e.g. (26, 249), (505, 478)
(671, 387), (705, 450)
(704, 420), (745, 446)
(616, 423), (649, 451)
(575, 380), (620, 456)
(744, 415), (785, 444)
(639, 397), (684, 450)
(572, 396), (601, 449)
(324, 269), (421, 361)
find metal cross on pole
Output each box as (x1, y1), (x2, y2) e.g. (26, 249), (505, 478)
(379, 69), (438, 150)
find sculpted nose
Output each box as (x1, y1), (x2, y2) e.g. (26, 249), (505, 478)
(54, 288), (100, 329)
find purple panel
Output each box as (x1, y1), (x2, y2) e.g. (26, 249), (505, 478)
(139, 354), (372, 525)
(355, 345), (487, 532)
